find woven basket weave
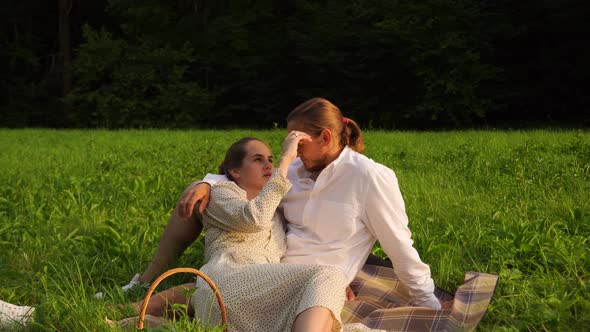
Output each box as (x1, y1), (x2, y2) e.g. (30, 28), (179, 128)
(137, 267), (227, 330)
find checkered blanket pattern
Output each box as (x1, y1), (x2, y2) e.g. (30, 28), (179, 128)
(342, 265), (498, 331)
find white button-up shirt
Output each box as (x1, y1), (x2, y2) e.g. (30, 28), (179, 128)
(204, 146), (437, 305)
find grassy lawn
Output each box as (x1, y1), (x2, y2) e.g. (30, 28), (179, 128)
(1, 129), (589, 331)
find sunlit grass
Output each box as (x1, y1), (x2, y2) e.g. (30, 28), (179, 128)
(1, 129), (588, 331)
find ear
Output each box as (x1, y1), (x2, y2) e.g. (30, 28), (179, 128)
(319, 128), (333, 147)
(229, 168), (240, 180)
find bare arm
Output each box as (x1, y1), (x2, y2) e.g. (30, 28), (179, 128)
(177, 173), (228, 220)
(177, 181), (211, 220)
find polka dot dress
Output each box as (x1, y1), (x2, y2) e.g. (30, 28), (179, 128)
(192, 171), (347, 331)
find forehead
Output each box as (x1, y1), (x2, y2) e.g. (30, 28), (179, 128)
(245, 140), (271, 155)
(286, 120), (310, 133)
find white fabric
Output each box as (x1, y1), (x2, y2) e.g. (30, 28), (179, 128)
(203, 147), (439, 308)
(0, 299), (35, 328)
(193, 171), (346, 331)
(94, 273), (142, 299)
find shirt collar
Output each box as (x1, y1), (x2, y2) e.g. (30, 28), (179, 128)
(295, 146), (352, 180)
(329, 146), (351, 169)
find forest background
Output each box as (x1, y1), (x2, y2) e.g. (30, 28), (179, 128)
(1, 1), (590, 331)
(2, 0), (589, 129)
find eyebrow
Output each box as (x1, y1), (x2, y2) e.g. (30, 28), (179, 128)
(250, 153), (273, 159)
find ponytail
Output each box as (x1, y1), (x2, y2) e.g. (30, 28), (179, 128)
(340, 117), (365, 153)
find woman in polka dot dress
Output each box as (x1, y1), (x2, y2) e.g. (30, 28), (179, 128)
(191, 135), (347, 332)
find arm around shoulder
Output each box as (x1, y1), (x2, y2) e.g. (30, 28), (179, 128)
(177, 174), (230, 219)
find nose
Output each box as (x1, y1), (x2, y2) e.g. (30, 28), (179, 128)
(264, 159), (273, 170)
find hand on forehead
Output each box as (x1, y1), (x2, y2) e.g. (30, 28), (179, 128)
(287, 121), (319, 138)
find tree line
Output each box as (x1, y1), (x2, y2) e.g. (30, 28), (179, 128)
(1, 0), (589, 129)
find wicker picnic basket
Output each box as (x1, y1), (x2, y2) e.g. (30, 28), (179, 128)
(137, 267), (227, 330)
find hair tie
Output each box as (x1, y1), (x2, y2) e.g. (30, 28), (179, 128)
(342, 116), (349, 124)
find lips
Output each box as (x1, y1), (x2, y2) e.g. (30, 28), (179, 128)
(263, 172), (272, 177)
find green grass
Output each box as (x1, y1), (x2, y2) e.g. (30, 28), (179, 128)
(1, 129), (589, 331)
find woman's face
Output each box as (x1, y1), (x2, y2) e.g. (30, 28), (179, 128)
(287, 121), (329, 172)
(230, 140), (274, 194)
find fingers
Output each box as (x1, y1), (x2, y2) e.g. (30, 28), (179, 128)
(177, 182), (208, 220)
(177, 193), (190, 219)
(282, 130), (311, 161)
(345, 286), (356, 301)
(198, 195), (210, 214)
(185, 196), (199, 221)
(183, 192), (203, 219)
(178, 190), (193, 219)
(189, 183), (212, 216)
(286, 130), (311, 143)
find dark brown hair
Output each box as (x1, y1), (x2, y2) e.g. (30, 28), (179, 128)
(286, 98), (364, 153)
(219, 137), (270, 181)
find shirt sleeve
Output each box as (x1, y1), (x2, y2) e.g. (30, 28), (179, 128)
(362, 164), (440, 309)
(202, 173), (228, 184)
(204, 170), (292, 233)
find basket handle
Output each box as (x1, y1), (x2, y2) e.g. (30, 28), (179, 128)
(137, 267), (227, 330)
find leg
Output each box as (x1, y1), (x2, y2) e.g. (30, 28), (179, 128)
(138, 206), (203, 283)
(292, 307), (334, 332)
(130, 283), (195, 319)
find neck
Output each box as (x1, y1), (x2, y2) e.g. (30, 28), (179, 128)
(236, 182), (261, 200)
(312, 145), (345, 180)
(246, 189), (261, 200)
(324, 145), (345, 166)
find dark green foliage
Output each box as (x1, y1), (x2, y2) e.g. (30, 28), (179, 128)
(66, 25), (208, 128)
(286, 0), (498, 128)
(485, 0), (590, 126)
(375, 1), (497, 126)
(0, 1), (62, 127)
(1, 0), (588, 128)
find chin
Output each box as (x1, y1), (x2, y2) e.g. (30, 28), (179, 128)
(303, 163), (323, 172)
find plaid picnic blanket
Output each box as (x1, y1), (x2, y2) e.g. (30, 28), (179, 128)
(342, 265), (498, 331)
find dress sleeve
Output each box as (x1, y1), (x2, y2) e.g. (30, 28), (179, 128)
(204, 170), (292, 233)
(362, 164), (441, 309)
